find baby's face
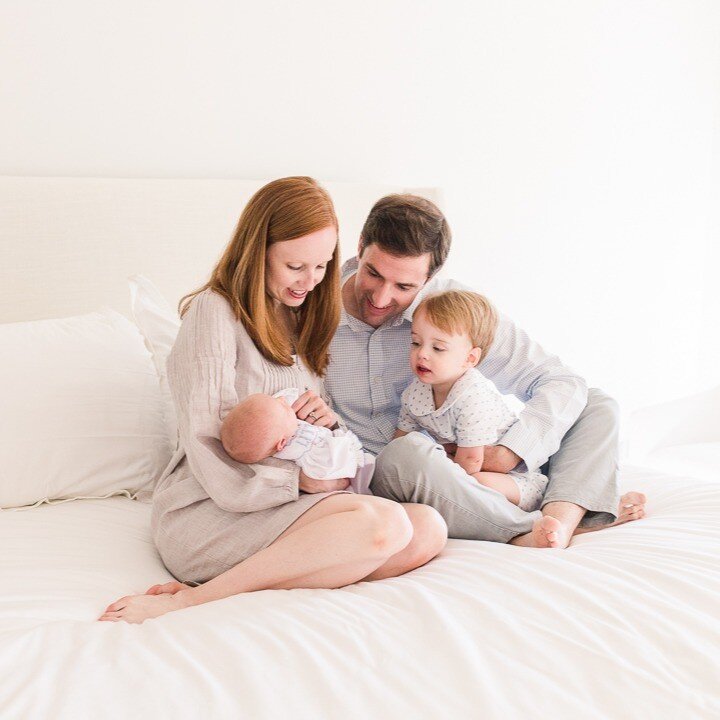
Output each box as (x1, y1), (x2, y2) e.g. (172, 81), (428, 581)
(410, 310), (479, 387)
(272, 396), (300, 440)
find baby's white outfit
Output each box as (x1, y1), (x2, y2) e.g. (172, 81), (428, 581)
(398, 368), (548, 511)
(272, 389), (374, 495)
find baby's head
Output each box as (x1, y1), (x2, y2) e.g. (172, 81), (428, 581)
(411, 290), (497, 386)
(221, 393), (299, 464)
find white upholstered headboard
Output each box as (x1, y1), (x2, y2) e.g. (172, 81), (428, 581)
(0, 177), (442, 323)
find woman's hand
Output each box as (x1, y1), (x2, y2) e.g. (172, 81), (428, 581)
(299, 470), (350, 493)
(292, 390), (338, 428)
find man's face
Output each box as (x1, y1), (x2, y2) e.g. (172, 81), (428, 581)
(348, 244), (431, 328)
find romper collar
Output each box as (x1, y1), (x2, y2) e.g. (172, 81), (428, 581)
(404, 369), (480, 417)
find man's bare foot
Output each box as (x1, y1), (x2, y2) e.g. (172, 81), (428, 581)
(616, 491), (647, 524)
(574, 491), (647, 535)
(510, 516), (568, 548)
(97, 591), (190, 624)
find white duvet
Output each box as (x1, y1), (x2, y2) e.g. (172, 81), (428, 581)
(2, 462), (719, 720)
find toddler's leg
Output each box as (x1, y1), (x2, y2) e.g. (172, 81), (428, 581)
(509, 471), (549, 512)
(471, 471), (521, 505)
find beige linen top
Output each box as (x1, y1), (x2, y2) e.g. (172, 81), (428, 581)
(151, 288), (345, 583)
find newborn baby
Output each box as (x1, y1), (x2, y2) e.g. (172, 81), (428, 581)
(220, 389), (374, 495)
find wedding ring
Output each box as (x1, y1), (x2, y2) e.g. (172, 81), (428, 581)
(308, 412), (318, 421)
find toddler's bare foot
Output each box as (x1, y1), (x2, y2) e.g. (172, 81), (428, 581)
(510, 516), (567, 549)
(574, 491), (647, 535)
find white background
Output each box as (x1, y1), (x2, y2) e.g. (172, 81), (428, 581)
(1, 0), (718, 421)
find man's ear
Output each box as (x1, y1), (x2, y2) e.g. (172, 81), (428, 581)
(357, 236), (364, 257)
(467, 347), (482, 367)
(276, 437), (288, 452)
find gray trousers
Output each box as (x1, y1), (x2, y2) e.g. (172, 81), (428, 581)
(371, 388), (620, 542)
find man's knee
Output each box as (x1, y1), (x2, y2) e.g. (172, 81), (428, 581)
(375, 432), (435, 476)
(586, 388), (620, 430)
(372, 433), (437, 499)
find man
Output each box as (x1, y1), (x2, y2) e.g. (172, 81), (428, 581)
(325, 195), (645, 548)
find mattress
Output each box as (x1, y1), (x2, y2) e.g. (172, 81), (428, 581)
(2, 462), (719, 720)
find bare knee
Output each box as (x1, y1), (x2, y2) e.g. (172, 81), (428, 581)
(403, 505), (448, 567)
(359, 499), (414, 558)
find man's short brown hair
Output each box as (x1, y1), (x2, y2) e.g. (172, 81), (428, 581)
(359, 194), (451, 277)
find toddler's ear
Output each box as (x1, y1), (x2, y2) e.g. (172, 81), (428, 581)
(276, 438), (288, 452)
(467, 346), (482, 367)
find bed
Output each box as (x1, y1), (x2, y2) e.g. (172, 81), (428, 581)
(1, 177), (718, 719)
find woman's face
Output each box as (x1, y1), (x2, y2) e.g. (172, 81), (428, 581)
(265, 225), (337, 307)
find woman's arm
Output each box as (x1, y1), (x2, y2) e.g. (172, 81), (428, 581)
(169, 290), (301, 513)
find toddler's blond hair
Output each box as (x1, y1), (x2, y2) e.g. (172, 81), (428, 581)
(414, 290), (498, 361)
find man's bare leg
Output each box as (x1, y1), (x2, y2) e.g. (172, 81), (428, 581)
(573, 491), (646, 535)
(509, 502), (581, 548)
(510, 491), (647, 548)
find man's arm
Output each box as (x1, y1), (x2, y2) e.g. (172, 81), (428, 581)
(479, 315), (588, 472)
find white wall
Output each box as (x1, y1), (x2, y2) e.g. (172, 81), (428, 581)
(2, 0), (718, 419)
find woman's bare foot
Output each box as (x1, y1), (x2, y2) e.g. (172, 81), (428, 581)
(573, 491), (647, 535)
(97, 591), (190, 624)
(510, 516), (567, 549)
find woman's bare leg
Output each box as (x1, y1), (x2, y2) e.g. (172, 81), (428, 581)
(151, 504), (447, 592)
(362, 504), (447, 581)
(99, 494), (414, 623)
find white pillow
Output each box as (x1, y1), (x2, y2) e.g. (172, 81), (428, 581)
(0, 309), (172, 509)
(128, 275), (181, 450)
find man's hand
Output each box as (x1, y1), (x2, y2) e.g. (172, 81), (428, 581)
(482, 445), (521, 473)
(298, 470), (350, 493)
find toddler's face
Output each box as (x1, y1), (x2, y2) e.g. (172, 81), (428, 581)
(410, 311), (480, 387)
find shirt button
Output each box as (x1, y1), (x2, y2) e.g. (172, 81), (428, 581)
(373, 376), (382, 383)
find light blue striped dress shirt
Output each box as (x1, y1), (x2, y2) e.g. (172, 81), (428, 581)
(325, 257), (588, 471)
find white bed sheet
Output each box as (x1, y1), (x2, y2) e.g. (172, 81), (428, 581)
(2, 463), (719, 720)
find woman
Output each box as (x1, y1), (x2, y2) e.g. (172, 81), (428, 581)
(99, 177), (448, 623)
